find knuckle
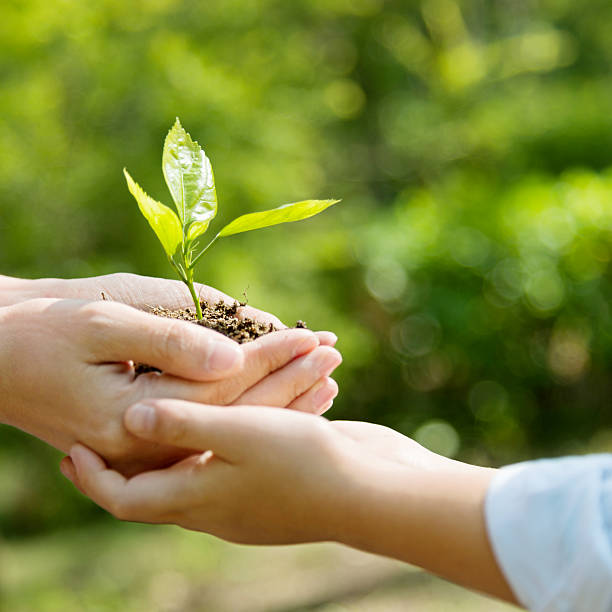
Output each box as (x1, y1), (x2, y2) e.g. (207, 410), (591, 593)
(113, 272), (136, 284)
(94, 422), (133, 461)
(152, 320), (194, 362)
(239, 304), (285, 329)
(78, 301), (118, 336)
(205, 381), (235, 405)
(155, 402), (189, 445)
(249, 333), (289, 372)
(282, 377), (305, 405)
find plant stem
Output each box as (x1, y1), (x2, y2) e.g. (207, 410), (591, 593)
(190, 234), (220, 267)
(185, 276), (203, 320)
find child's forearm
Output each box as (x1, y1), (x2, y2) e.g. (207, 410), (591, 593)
(336, 461), (519, 606)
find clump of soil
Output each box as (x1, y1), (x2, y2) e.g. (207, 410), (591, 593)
(151, 300), (276, 343)
(135, 299), (307, 374)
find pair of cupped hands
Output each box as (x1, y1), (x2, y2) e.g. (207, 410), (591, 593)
(0, 273), (447, 546)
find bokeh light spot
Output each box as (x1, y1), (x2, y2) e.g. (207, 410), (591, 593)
(414, 420), (460, 457)
(324, 79), (366, 119)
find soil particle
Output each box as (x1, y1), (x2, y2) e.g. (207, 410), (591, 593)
(148, 300), (277, 344)
(135, 299), (307, 375)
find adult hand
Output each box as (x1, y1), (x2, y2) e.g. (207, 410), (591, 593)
(0, 299), (341, 475)
(0, 272), (338, 347)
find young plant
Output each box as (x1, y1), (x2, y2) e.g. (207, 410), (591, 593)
(124, 118), (339, 320)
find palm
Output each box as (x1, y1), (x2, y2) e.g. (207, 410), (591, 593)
(60, 273), (284, 327)
(331, 421), (451, 471)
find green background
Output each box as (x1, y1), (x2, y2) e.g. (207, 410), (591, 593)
(1, 0), (611, 608)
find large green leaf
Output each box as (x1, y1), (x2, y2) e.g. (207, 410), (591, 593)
(162, 118), (217, 241)
(218, 199), (340, 237)
(124, 168), (182, 258)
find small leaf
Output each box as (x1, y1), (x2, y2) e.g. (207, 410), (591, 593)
(124, 168), (182, 258)
(218, 199), (340, 238)
(186, 220), (211, 242)
(162, 118), (217, 241)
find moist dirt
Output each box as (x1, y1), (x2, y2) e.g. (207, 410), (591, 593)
(135, 299), (307, 374)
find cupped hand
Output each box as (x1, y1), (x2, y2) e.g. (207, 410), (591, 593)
(5, 272), (338, 347)
(60, 400), (456, 545)
(0, 298), (340, 475)
(63, 402), (348, 544)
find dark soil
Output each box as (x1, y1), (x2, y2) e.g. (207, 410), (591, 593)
(135, 299), (307, 374)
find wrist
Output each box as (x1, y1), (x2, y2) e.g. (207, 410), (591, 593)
(334, 458), (514, 601)
(0, 304), (16, 424)
(339, 460), (495, 550)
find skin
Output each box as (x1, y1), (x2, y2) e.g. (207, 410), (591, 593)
(0, 273), (338, 348)
(0, 274), (341, 474)
(63, 401), (519, 607)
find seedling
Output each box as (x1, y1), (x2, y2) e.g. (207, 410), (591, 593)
(125, 118), (339, 320)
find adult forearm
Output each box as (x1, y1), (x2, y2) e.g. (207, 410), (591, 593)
(337, 462), (519, 606)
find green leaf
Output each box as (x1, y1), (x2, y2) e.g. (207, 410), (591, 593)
(186, 220), (211, 242)
(218, 199), (340, 238)
(124, 168), (182, 258)
(162, 118), (217, 241)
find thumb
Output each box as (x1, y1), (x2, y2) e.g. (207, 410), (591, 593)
(90, 302), (243, 381)
(123, 401), (258, 460)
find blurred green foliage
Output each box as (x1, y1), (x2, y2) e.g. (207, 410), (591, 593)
(2, 0), (612, 535)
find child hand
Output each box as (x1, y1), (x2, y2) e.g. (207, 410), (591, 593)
(62, 402), (367, 544)
(62, 400), (513, 604)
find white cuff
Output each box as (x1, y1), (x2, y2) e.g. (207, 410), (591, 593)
(485, 455), (612, 612)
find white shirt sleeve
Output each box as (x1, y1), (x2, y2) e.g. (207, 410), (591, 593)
(485, 454), (612, 612)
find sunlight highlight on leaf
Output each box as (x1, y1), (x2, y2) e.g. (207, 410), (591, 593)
(124, 168), (182, 258)
(219, 199), (340, 237)
(162, 118), (217, 241)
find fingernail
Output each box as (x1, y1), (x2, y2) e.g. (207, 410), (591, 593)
(314, 378), (338, 406)
(315, 349), (342, 377)
(318, 400), (334, 415)
(59, 461), (73, 482)
(69, 444), (83, 462)
(207, 341), (242, 373)
(318, 331), (338, 346)
(292, 332), (319, 358)
(125, 403), (156, 433)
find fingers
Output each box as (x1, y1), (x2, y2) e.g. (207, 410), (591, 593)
(59, 456), (86, 495)
(122, 401), (281, 460)
(217, 329), (320, 394)
(85, 301), (243, 381)
(234, 302), (285, 330)
(285, 377), (338, 415)
(315, 331), (338, 347)
(66, 444), (196, 522)
(72, 274), (336, 347)
(189, 281), (286, 329)
(67, 444), (129, 513)
(140, 328), (320, 405)
(93, 274), (286, 328)
(234, 346), (342, 409)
